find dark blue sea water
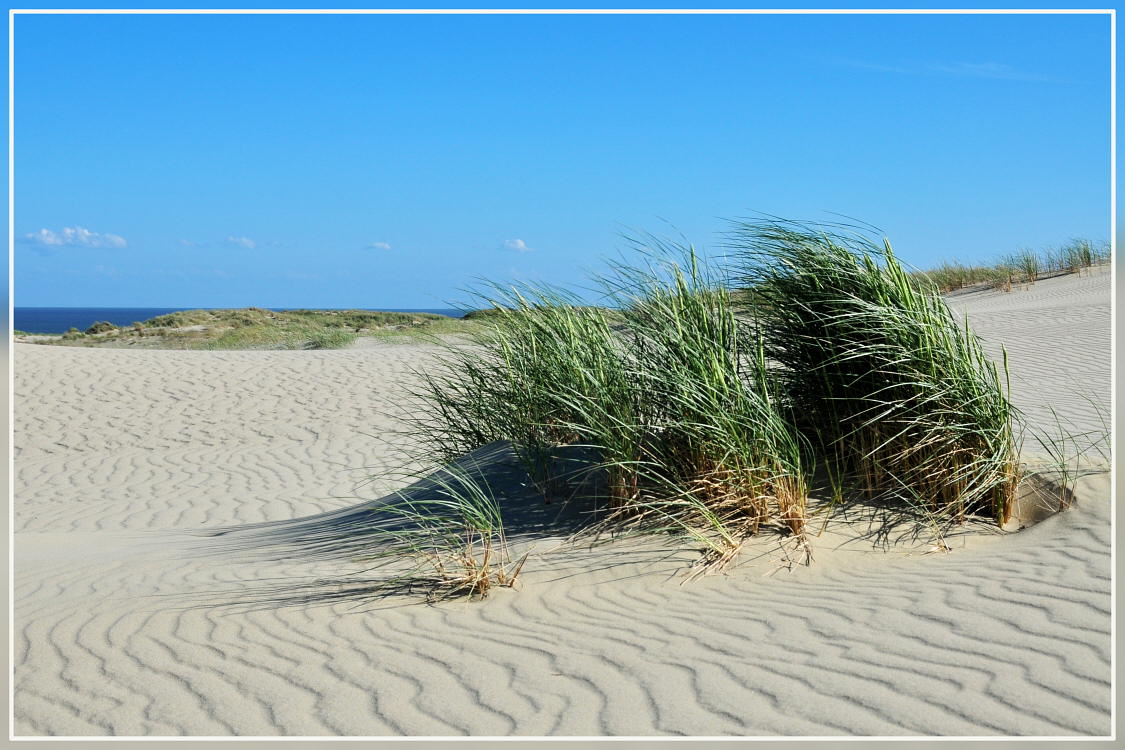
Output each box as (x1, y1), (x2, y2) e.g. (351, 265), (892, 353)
(14, 307), (465, 334)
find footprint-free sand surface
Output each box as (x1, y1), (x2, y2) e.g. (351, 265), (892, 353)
(13, 269), (1112, 737)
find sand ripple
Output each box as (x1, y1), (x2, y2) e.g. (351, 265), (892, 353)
(14, 271), (1112, 736)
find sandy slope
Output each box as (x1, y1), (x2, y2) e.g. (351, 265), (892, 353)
(13, 270), (1112, 737)
(945, 267), (1112, 449)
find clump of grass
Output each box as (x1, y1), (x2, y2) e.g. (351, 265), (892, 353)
(305, 329), (358, 349)
(598, 245), (808, 542)
(1055, 238), (1110, 274)
(917, 260), (1009, 293)
(729, 219), (1021, 526)
(354, 463), (528, 601)
(1026, 391), (1110, 513)
(919, 260), (970, 292)
(408, 285), (635, 498)
(1063, 239), (1093, 272)
(914, 237), (1110, 294)
(992, 261), (1016, 292)
(1000, 249), (1040, 286)
(461, 307), (505, 320)
(1092, 239), (1112, 264)
(199, 324), (296, 350)
(143, 309), (218, 327)
(84, 321), (118, 335)
(407, 242), (809, 574)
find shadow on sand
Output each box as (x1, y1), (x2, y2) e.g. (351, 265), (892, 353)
(176, 442), (694, 611)
(173, 442), (1097, 612)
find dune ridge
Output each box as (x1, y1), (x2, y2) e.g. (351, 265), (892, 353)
(13, 270), (1112, 736)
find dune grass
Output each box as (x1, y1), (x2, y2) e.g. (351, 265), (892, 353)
(404, 243), (815, 577)
(1000, 249), (1041, 286)
(1027, 393), (1111, 513)
(919, 237), (1109, 293)
(383, 221), (1038, 594)
(168, 219), (1070, 601)
(919, 260), (1009, 294)
(728, 219), (1022, 526)
(353, 464), (529, 602)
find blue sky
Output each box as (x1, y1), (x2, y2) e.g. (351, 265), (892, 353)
(13, 11), (1112, 308)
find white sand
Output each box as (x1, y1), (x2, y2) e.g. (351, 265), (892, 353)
(13, 270), (1112, 737)
(944, 267), (1112, 445)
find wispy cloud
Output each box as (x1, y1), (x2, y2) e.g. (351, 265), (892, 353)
(367, 241), (392, 250)
(928, 61), (1070, 83)
(503, 238), (533, 252)
(179, 239), (200, 248)
(835, 58), (1071, 83)
(226, 235), (257, 249)
(21, 226), (127, 249)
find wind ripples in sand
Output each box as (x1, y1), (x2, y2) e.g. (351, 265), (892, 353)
(13, 271), (1111, 736)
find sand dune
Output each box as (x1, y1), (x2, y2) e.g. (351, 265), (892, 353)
(945, 267), (1111, 449)
(13, 270), (1112, 737)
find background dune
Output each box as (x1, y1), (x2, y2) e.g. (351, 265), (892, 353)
(13, 268), (1112, 737)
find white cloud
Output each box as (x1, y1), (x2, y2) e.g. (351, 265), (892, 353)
(226, 235), (257, 249)
(179, 239), (198, 247)
(504, 238), (533, 252)
(22, 226), (127, 249)
(368, 241), (392, 250)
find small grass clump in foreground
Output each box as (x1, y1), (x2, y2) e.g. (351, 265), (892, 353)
(729, 219), (1021, 526)
(359, 464), (529, 602)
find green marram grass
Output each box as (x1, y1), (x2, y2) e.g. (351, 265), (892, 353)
(406, 242), (809, 575)
(397, 222), (1037, 590)
(354, 463), (529, 602)
(912, 237), (1109, 293)
(917, 260), (1008, 293)
(935, 239), (1107, 292)
(1000, 249), (1041, 286)
(728, 219), (1021, 526)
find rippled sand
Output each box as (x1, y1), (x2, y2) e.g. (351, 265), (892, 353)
(14, 268), (1112, 737)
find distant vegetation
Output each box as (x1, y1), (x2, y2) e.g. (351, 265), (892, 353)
(15, 307), (472, 350)
(914, 238), (1110, 293)
(461, 307), (505, 320)
(84, 321), (119, 335)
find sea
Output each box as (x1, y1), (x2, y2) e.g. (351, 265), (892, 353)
(14, 307), (465, 334)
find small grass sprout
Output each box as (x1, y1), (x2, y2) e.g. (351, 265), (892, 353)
(356, 464), (529, 602)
